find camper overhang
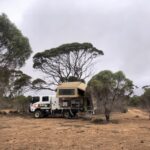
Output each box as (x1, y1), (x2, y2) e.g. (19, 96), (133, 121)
(56, 82), (86, 98)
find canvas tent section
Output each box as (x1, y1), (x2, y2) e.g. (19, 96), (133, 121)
(56, 82), (86, 98)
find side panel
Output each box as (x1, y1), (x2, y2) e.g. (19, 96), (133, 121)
(51, 97), (60, 110)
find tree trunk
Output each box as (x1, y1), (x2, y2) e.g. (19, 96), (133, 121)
(105, 107), (111, 122)
(105, 114), (110, 122)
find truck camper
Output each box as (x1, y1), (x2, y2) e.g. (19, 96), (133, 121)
(29, 82), (91, 118)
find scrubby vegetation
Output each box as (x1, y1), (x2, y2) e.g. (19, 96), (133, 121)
(129, 95), (141, 107)
(0, 96), (31, 114)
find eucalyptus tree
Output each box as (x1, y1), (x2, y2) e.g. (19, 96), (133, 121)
(0, 13), (32, 69)
(0, 13), (32, 97)
(33, 42), (103, 90)
(87, 70), (134, 121)
(1, 69), (32, 98)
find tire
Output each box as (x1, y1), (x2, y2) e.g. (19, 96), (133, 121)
(70, 110), (78, 118)
(73, 111), (78, 118)
(34, 110), (43, 118)
(63, 111), (71, 119)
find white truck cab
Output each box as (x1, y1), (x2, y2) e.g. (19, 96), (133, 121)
(29, 96), (60, 118)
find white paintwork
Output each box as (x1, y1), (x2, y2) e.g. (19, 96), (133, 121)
(30, 95), (60, 112)
(51, 96), (60, 110)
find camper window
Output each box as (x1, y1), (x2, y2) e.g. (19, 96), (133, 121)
(59, 89), (75, 95)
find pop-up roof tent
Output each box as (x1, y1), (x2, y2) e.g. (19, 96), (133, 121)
(56, 82), (87, 98)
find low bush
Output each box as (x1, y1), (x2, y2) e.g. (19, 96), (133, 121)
(129, 96), (141, 107)
(12, 96), (31, 113)
(0, 98), (13, 109)
(0, 96), (31, 114)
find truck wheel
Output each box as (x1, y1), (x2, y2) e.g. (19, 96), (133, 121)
(63, 111), (71, 119)
(73, 112), (78, 118)
(34, 110), (43, 118)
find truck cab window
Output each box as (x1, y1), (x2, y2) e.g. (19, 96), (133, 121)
(31, 97), (40, 104)
(42, 96), (49, 102)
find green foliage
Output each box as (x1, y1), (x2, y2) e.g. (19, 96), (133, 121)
(143, 88), (150, 97)
(88, 70), (114, 93)
(141, 88), (150, 108)
(0, 69), (32, 98)
(141, 88), (150, 119)
(0, 67), (10, 96)
(13, 73), (31, 91)
(13, 96), (31, 113)
(0, 13), (32, 68)
(33, 43), (103, 63)
(33, 42), (103, 90)
(0, 96), (31, 113)
(32, 78), (50, 90)
(9, 70), (32, 97)
(32, 78), (46, 85)
(129, 96), (141, 107)
(0, 98), (13, 109)
(0, 13), (32, 97)
(87, 70), (134, 121)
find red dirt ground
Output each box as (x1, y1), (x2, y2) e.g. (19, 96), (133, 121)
(0, 108), (150, 150)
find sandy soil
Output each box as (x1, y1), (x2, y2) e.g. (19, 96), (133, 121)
(0, 108), (150, 150)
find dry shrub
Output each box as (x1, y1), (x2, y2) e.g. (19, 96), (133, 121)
(0, 96), (31, 115)
(12, 96), (31, 113)
(0, 98), (13, 109)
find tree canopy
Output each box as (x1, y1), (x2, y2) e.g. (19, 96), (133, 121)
(33, 42), (103, 90)
(87, 70), (134, 121)
(0, 13), (32, 97)
(0, 13), (32, 69)
(1, 69), (32, 98)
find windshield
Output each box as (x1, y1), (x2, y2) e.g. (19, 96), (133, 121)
(31, 96), (40, 104)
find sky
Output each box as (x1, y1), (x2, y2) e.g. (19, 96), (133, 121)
(1, 0), (150, 95)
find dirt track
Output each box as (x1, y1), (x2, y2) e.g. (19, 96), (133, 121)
(0, 108), (150, 150)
